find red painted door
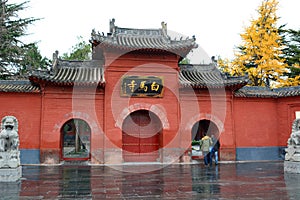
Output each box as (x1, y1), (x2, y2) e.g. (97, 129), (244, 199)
(122, 110), (161, 162)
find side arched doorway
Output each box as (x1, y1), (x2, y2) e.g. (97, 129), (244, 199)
(122, 110), (162, 162)
(191, 120), (220, 159)
(61, 119), (91, 161)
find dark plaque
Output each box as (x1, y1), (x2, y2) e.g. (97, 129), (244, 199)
(121, 76), (164, 97)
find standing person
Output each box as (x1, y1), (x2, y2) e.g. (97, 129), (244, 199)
(210, 135), (220, 166)
(200, 133), (212, 166)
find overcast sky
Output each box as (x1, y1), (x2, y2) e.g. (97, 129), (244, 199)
(12, 0), (300, 63)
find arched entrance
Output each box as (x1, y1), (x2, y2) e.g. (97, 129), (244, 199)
(122, 110), (162, 162)
(192, 120), (219, 140)
(61, 118), (91, 161)
(191, 120), (220, 159)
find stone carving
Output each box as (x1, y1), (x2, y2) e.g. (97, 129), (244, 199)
(52, 50), (59, 72)
(285, 118), (300, 173)
(287, 119), (300, 146)
(161, 21), (167, 37)
(0, 116), (20, 168)
(285, 119), (300, 161)
(109, 18), (116, 34)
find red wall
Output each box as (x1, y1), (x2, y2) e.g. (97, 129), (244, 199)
(233, 98), (278, 147)
(2, 84), (300, 163)
(233, 96), (300, 148)
(180, 89), (236, 160)
(277, 96), (300, 146)
(40, 86), (104, 164)
(0, 93), (41, 149)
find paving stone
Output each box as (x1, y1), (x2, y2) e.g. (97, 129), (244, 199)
(0, 162), (299, 199)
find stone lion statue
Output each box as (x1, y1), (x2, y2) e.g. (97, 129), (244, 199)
(0, 116), (19, 152)
(288, 118), (300, 146)
(285, 118), (300, 162)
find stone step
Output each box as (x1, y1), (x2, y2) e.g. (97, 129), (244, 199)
(61, 161), (90, 166)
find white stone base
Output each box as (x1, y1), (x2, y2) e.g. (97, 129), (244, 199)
(284, 161), (300, 174)
(0, 166), (22, 182)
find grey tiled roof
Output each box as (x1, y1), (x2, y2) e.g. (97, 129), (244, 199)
(0, 80), (40, 93)
(53, 59), (104, 69)
(234, 86), (277, 98)
(91, 22), (197, 57)
(179, 64), (248, 89)
(234, 86), (300, 98)
(30, 60), (105, 86)
(275, 86), (300, 97)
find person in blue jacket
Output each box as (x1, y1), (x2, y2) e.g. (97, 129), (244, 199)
(210, 135), (220, 166)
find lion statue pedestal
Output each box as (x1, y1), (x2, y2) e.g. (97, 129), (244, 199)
(0, 116), (22, 182)
(284, 118), (300, 173)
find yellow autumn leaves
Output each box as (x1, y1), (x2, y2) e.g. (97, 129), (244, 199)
(218, 0), (300, 88)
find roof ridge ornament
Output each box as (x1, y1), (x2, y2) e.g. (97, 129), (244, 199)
(52, 50), (59, 73)
(109, 18), (116, 36)
(161, 21), (167, 37)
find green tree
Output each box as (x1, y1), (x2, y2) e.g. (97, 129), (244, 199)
(179, 57), (190, 64)
(277, 28), (300, 86)
(0, 0), (48, 79)
(220, 0), (288, 88)
(20, 43), (51, 74)
(281, 29), (300, 67)
(280, 28), (300, 84)
(61, 36), (91, 60)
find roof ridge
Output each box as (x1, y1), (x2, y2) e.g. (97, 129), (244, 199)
(234, 85), (300, 98)
(90, 19), (197, 57)
(115, 27), (164, 37)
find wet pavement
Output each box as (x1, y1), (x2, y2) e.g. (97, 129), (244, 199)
(1, 161), (300, 199)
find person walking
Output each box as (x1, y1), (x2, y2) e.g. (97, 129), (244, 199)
(210, 135), (220, 166)
(200, 133), (212, 166)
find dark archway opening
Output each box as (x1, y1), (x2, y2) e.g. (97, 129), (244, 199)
(192, 120), (219, 140)
(61, 119), (91, 161)
(191, 119), (220, 159)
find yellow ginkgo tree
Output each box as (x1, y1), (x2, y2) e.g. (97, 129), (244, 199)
(222, 0), (289, 88)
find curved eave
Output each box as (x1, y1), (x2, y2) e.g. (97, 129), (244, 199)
(0, 84), (40, 93)
(277, 91), (300, 97)
(179, 82), (248, 90)
(29, 66), (106, 88)
(234, 92), (277, 98)
(179, 69), (248, 90)
(93, 39), (197, 57)
(29, 76), (106, 88)
(234, 86), (300, 98)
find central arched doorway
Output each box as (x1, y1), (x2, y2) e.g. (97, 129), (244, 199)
(61, 118), (91, 161)
(122, 110), (162, 162)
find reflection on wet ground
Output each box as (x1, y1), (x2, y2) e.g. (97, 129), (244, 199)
(0, 162), (300, 199)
